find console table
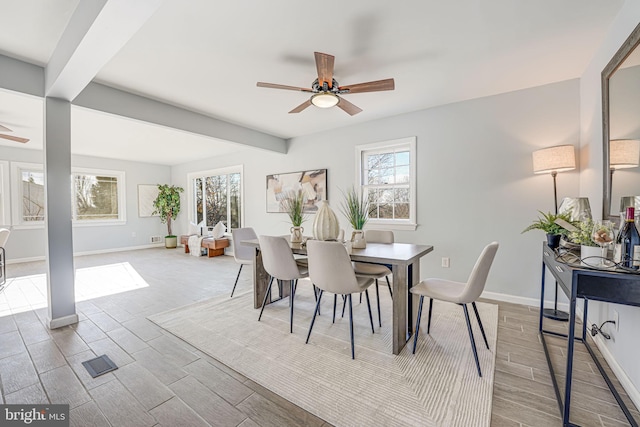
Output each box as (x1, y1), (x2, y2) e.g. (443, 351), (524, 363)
(180, 235), (229, 257)
(540, 243), (640, 426)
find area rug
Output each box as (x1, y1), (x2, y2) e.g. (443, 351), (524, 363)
(149, 281), (498, 427)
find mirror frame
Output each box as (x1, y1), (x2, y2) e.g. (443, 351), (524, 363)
(602, 21), (640, 220)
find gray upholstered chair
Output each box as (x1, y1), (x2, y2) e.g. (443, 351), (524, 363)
(305, 240), (375, 359)
(410, 242), (499, 377)
(257, 235), (309, 333)
(0, 228), (9, 288)
(353, 229), (394, 327)
(230, 227), (257, 297)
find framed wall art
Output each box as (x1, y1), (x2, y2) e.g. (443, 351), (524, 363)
(266, 169), (327, 213)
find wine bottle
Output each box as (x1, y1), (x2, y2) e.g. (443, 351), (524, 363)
(618, 207), (640, 269)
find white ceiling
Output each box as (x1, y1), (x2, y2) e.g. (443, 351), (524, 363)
(0, 0), (626, 165)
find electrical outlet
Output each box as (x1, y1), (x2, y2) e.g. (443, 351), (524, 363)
(613, 310), (619, 331)
(441, 257), (450, 268)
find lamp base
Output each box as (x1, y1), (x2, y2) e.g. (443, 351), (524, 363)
(542, 308), (570, 322)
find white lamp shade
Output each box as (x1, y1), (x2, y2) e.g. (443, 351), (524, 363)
(311, 93), (339, 108)
(610, 139), (640, 169)
(532, 145), (576, 174)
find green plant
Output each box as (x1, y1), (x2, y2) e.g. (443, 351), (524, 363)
(340, 187), (369, 230)
(280, 190), (307, 227)
(567, 218), (598, 247)
(152, 184), (184, 237)
(522, 211), (573, 236)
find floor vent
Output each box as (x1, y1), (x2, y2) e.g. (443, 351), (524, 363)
(82, 354), (117, 378)
(150, 236), (163, 243)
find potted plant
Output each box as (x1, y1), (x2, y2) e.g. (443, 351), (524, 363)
(522, 211), (572, 249)
(566, 218), (605, 266)
(281, 190), (307, 243)
(340, 186), (369, 248)
(152, 184), (184, 248)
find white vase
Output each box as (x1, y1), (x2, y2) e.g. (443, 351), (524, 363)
(351, 230), (366, 249)
(290, 226), (303, 243)
(580, 245), (601, 267)
(312, 201), (340, 241)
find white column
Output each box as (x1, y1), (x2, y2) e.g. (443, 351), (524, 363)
(44, 97), (78, 329)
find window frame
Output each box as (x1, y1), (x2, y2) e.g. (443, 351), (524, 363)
(355, 137), (417, 231)
(10, 162), (126, 229)
(187, 165), (244, 233)
(0, 160), (10, 227)
(71, 167), (126, 226)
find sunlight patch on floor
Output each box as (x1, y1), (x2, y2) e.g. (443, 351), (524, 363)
(0, 262), (149, 317)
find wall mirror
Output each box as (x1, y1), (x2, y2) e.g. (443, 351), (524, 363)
(603, 22), (640, 221)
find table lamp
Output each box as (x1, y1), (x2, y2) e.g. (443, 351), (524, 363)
(532, 145), (576, 322)
(558, 197), (592, 222)
(532, 145), (576, 214)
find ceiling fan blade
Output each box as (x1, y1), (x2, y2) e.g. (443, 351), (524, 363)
(336, 96), (362, 116)
(314, 52), (335, 88)
(0, 124), (12, 132)
(339, 78), (395, 94)
(257, 82), (313, 92)
(289, 99), (313, 114)
(0, 134), (29, 143)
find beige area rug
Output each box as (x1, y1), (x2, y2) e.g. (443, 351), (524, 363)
(149, 280), (498, 427)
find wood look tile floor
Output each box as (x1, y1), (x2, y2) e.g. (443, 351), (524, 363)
(0, 247), (637, 427)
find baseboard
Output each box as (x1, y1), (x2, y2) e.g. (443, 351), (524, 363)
(481, 290), (569, 312)
(7, 243), (164, 264)
(48, 313), (79, 329)
(591, 323), (640, 411)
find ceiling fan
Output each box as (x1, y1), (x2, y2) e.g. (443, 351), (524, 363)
(257, 52), (395, 116)
(0, 123), (29, 143)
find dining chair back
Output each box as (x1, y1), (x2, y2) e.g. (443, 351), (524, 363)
(364, 229), (394, 244)
(230, 227), (257, 297)
(410, 241), (499, 377)
(306, 240), (375, 359)
(257, 235), (309, 333)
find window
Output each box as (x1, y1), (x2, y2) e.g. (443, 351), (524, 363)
(356, 137), (416, 230)
(189, 166), (243, 230)
(0, 161), (9, 226)
(11, 163), (126, 227)
(72, 169), (126, 224)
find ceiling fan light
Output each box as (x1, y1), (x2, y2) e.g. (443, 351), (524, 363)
(311, 93), (339, 108)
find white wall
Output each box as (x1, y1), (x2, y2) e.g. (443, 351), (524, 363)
(0, 145), (170, 260)
(173, 78), (581, 302)
(579, 1), (640, 403)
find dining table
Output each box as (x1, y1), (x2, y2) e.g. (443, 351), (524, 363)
(243, 237), (434, 355)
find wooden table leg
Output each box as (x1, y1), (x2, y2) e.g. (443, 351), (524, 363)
(252, 248), (289, 309)
(392, 264), (408, 355)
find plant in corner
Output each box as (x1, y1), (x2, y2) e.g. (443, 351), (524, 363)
(340, 186), (370, 248)
(522, 211), (572, 249)
(280, 190), (307, 243)
(152, 184), (184, 248)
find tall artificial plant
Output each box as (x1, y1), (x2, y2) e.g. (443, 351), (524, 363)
(152, 184), (184, 237)
(281, 190), (307, 227)
(340, 186), (369, 230)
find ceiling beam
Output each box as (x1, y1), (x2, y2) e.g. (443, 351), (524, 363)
(75, 83), (287, 153)
(45, 0), (162, 101)
(0, 55), (44, 97)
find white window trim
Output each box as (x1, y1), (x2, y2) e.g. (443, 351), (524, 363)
(187, 165), (244, 232)
(355, 136), (417, 231)
(10, 162), (126, 229)
(72, 167), (126, 227)
(0, 161), (10, 227)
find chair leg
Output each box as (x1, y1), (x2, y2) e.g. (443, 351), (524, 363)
(427, 297), (433, 334)
(472, 302), (489, 349)
(306, 290), (324, 344)
(385, 276), (392, 298)
(462, 304), (482, 377)
(332, 294), (337, 323)
(375, 279), (381, 327)
(364, 289), (374, 333)
(312, 285), (321, 316)
(230, 264), (243, 297)
(341, 295), (347, 317)
(258, 277), (274, 321)
(412, 296), (424, 354)
(359, 292), (362, 304)
(348, 294), (355, 359)
(289, 280), (296, 333)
